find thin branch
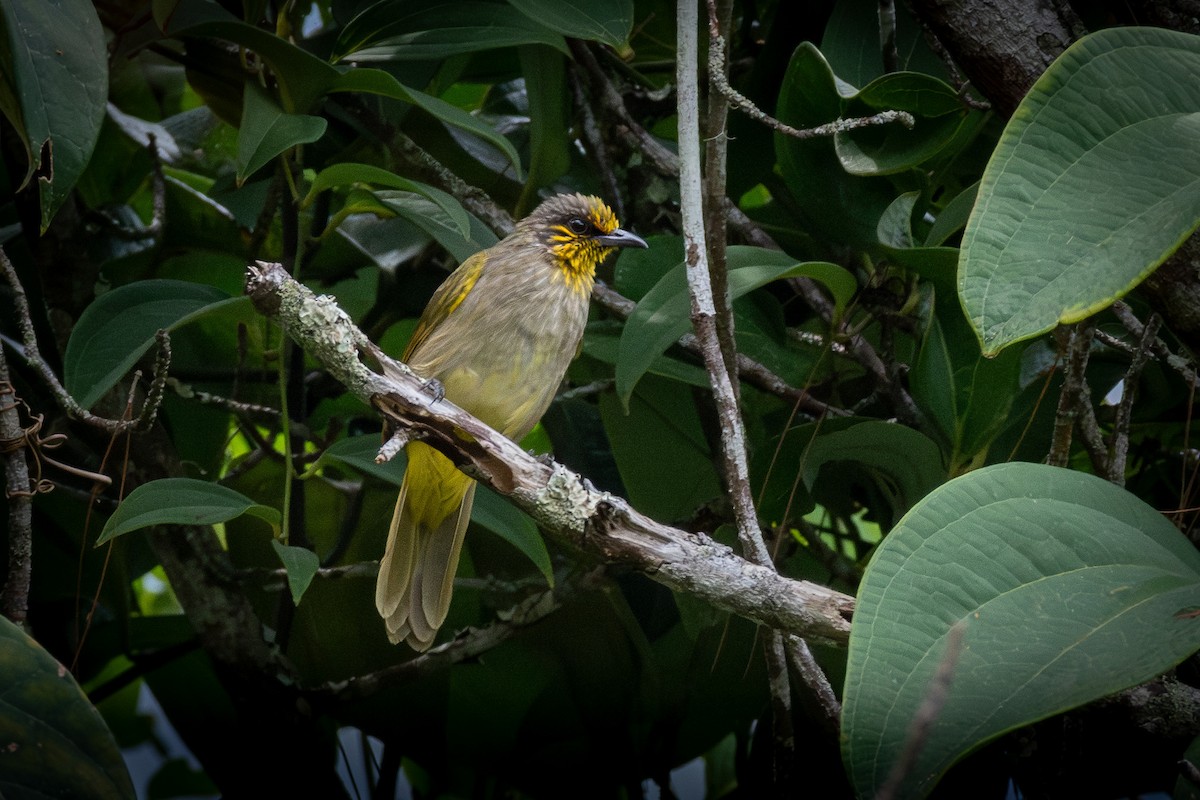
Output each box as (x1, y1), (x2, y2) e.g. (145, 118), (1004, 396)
(1112, 300), (1198, 388)
(785, 632), (842, 733)
(1109, 313), (1162, 486)
(705, 9), (913, 138)
(680, 0), (768, 567)
(0, 371), (33, 627)
(1, 247), (169, 434)
(305, 567), (608, 702)
(880, 0), (900, 72)
(167, 377), (281, 421)
(685, 2), (800, 788)
(1048, 321), (1107, 471)
(90, 133), (166, 241)
(568, 68), (623, 220)
(245, 261), (855, 646)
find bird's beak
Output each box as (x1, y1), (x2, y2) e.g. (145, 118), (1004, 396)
(595, 228), (648, 249)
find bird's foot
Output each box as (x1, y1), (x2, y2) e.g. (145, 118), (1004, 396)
(421, 377), (445, 405)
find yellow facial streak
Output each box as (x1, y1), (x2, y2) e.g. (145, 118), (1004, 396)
(545, 199), (622, 296)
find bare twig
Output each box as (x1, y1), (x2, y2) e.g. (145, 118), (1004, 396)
(680, 0), (768, 568)
(1112, 300), (1198, 388)
(880, 0), (900, 72)
(305, 567), (609, 702)
(684, 2), (799, 787)
(92, 134), (166, 241)
(705, 8), (914, 139)
(1048, 321), (1107, 470)
(1, 247), (170, 434)
(167, 377), (281, 420)
(568, 68), (623, 220)
(785, 632), (842, 733)
(1109, 313), (1162, 486)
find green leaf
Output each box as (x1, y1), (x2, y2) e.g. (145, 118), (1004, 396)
(775, 42), (897, 246)
(836, 72), (967, 176)
(959, 27), (1200, 355)
(615, 247), (856, 407)
(236, 83), (326, 183)
(64, 280), (245, 410)
(803, 420), (946, 524)
(0, 617), (135, 800)
(473, 486), (554, 586)
(155, 0), (521, 179)
(599, 375), (722, 521)
(924, 180), (978, 246)
(334, 1), (568, 61)
(305, 163), (471, 237)
(270, 541), (321, 606)
(0, 0), (107, 231)
(97, 478), (280, 545)
(842, 462), (1200, 799)
(375, 190), (498, 263)
(821, 0), (947, 88)
(330, 68), (523, 178)
(154, 4), (339, 113)
(507, 0), (634, 50)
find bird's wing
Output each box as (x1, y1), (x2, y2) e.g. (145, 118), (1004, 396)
(402, 249), (489, 361)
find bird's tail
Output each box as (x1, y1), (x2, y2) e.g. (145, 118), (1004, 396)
(375, 441), (475, 650)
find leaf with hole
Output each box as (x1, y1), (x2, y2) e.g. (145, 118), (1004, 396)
(0, 0), (107, 230)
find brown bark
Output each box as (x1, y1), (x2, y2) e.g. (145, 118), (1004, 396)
(907, 0), (1080, 116)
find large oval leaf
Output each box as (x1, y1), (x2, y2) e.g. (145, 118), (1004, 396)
(960, 27), (1200, 355)
(0, 0), (106, 231)
(835, 72), (967, 176)
(0, 616), (135, 800)
(63, 280), (244, 410)
(842, 462), (1200, 799)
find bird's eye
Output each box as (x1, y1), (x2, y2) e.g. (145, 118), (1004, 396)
(567, 217), (589, 235)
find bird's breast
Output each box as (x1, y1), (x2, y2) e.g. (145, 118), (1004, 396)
(409, 268), (591, 439)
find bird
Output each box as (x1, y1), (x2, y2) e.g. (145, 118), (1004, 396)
(375, 193), (648, 650)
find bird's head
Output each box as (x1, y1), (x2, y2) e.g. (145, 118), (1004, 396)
(521, 193), (648, 293)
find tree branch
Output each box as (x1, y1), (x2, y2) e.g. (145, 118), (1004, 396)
(244, 261), (855, 646)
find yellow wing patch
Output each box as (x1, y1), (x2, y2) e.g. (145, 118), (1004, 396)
(404, 250), (488, 360)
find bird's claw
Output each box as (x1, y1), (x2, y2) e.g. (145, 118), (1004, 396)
(421, 377), (446, 405)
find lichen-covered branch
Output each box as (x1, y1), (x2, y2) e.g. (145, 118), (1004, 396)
(244, 261), (855, 646)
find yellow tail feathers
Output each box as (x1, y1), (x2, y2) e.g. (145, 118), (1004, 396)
(375, 442), (475, 650)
